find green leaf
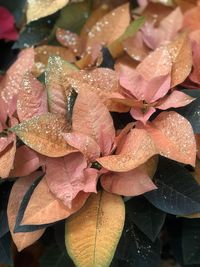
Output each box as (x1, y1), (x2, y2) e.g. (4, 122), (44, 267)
(175, 89), (200, 133)
(182, 219), (200, 265)
(50, 0), (92, 39)
(13, 13), (59, 49)
(111, 214), (161, 267)
(0, 233), (13, 266)
(126, 196), (166, 242)
(40, 243), (75, 267)
(145, 157), (200, 215)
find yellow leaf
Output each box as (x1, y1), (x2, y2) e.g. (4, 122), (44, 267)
(11, 113), (75, 157)
(65, 191), (125, 267)
(26, 0), (69, 23)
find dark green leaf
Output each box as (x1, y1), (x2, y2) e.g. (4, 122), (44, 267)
(13, 13), (59, 49)
(40, 243), (75, 267)
(50, 0), (92, 39)
(126, 196), (166, 242)
(14, 174), (52, 233)
(0, 232), (13, 266)
(182, 219), (200, 265)
(175, 89), (200, 133)
(99, 47), (115, 69)
(112, 218), (161, 267)
(145, 157), (200, 216)
(0, 181), (14, 238)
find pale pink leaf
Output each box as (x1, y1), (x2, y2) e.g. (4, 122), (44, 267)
(136, 46), (172, 80)
(101, 167), (157, 196)
(17, 72), (48, 122)
(62, 132), (100, 161)
(145, 111), (196, 166)
(72, 88), (115, 152)
(130, 107), (156, 124)
(7, 173), (45, 251)
(45, 153), (96, 208)
(10, 146), (40, 177)
(156, 90), (195, 110)
(97, 128), (157, 172)
(142, 7), (183, 49)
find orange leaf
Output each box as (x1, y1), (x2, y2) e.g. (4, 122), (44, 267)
(167, 32), (193, 87)
(17, 72), (48, 122)
(101, 157), (157, 196)
(85, 3), (130, 51)
(0, 141), (16, 178)
(72, 88), (115, 151)
(97, 128), (157, 172)
(145, 111), (196, 166)
(11, 113), (75, 157)
(7, 174), (45, 251)
(21, 178), (89, 225)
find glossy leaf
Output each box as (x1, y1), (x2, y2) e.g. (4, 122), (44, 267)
(65, 191), (125, 267)
(7, 175), (45, 251)
(11, 113), (75, 157)
(26, 0), (69, 23)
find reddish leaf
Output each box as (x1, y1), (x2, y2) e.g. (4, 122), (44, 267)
(72, 88), (115, 152)
(11, 113), (75, 157)
(183, 5), (200, 32)
(130, 107), (156, 125)
(145, 111), (196, 166)
(45, 153), (98, 208)
(0, 7), (18, 41)
(190, 41), (200, 85)
(0, 141), (16, 178)
(62, 132), (100, 161)
(10, 146), (40, 177)
(21, 178), (89, 225)
(17, 72), (48, 122)
(7, 174), (45, 251)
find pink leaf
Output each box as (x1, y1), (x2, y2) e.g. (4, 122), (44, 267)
(156, 90), (195, 110)
(45, 153), (97, 208)
(145, 111), (196, 166)
(0, 7), (18, 41)
(0, 140), (16, 178)
(101, 167), (157, 196)
(97, 128), (157, 172)
(190, 41), (200, 85)
(136, 46), (172, 80)
(142, 7), (183, 49)
(0, 133), (15, 153)
(21, 177), (89, 225)
(0, 48), (35, 120)
(62, 132), (100, 161)
(10, 146), (40, 177)
(130, 107), (156, 124)
(72, 88), (115, 152)
(17, 72), (48, 122)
